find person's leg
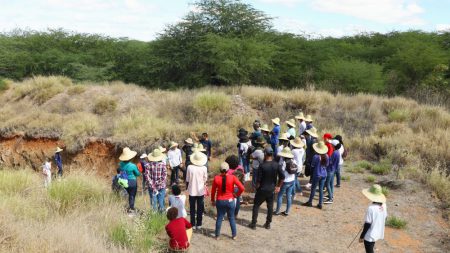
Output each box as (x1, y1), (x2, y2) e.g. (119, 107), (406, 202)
(329, 172), (335, 200)
(151, 190), (158, 211)
(158, 188), (166, 212)
(251, 190), (265, 225)
(285, 182), (294, 214)
(174, 166), (179, 184)
(215, 200), (226, 237)
(307, 176), (318, 203)
(189, 196), (196, 226)
(326, 172), (332, 199)
(252, 168), (258, 187)
(364, 240), (375, 253)
(197, 195), (204, 227)
(234, 188), (241, 217)
(227, 199), (237, 237)
(318, 177), (326, 206)
(336, 165), (341, 187)
(128, 180), (137, 210)
(266, 191), (274, 224)
(275, 183), (287, 214)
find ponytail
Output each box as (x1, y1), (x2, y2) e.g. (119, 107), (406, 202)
(320, 154), (327, 167)
(221, 175), (227, 193)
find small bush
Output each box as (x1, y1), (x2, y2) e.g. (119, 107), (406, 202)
(193, 91), (231, 114)
(427, 167), (450, 208)
(341, 175), (350, 181)
(14, 76), (71, 105)
(371, 159), (392, 175)
(386, 216), (407, 229)
(93, 96), (117, 115)
(110, 223), (132, 247)
(388, 109), (410, 122)
(0, 78), (10, 92)
(0, 169), (36, 195)
(67, 85), (86, 95)
(366, 175), (376, 183)
(382, 186), (389, 196)
(347, 166), (365, 174)
(357, 160), (373, 170)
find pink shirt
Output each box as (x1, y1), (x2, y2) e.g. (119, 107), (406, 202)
(186, 164), (208, 196)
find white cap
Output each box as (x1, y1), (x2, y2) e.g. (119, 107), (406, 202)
(330, 139), (340, 146)
(140, 153), (148, 159)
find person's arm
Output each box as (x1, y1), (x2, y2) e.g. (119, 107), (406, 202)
(276, 164), (285, 193)
(133, 165), (141, 177)
(183, 217), (193, 229)
(185, 166), (190, 183)
(234, 176), (245, 197)
(207, 140), (212, 158)
(256, 165), (263, 189)
(210, 177), (217, 204)
(359, 208), (373, 242)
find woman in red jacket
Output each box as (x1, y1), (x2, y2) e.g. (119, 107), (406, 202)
(211, 162), (245, 240)
(323, 133), (334, 157)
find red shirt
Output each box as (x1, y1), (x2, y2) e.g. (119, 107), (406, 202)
(165, 217), (192, 250)
(211, 174), (244, 202)
(325, 142), (334, 157)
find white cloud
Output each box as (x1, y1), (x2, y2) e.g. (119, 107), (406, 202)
(310, 0), (425, 25)
(436, 24), (450, 32)
(259, 0), (304, 6)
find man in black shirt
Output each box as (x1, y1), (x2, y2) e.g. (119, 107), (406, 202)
(248, 147), (285, 230)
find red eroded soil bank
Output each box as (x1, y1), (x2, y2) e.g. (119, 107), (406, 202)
(0, 135), (118, 179)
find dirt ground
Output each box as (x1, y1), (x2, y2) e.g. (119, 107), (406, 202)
(187, 168), (449, 253)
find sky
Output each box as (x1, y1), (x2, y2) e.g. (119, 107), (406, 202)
(0, 0), (449, 41)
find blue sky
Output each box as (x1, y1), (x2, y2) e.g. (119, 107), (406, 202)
(0, 0), (449, 41)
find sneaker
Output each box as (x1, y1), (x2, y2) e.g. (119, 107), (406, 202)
(248, 223), (256, 230)
(324, 200), (334, 204)
(196, 226), (202, 230)
(232, 236), (237, 240)
(264, 222), (271, 229)
(281, 211), (289, 216)
(302, 202), (312, 207)
(305, 183), (312, 189)
(335, 185), (341, 188)
(316, 204), (323, 209)
(273, 212), (281, 216)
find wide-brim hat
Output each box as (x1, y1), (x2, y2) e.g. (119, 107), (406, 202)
(169, 141), (178, 149)
(239, 136), (250, 143)
(55, 147), (63, 153)
(290, 137), (305, 148)
(305, 114), (314, 122)
(192, 143), (206, 152)
(190, 151), (208, 166)
(255, 136), (266, 145)
(278, 147), (294, 159)
(260, 124), (270, 132)
(148, 148), (167, 162)
(305, 127), (318, 138)
(119, 147), (137, 161)
(271, 117), (280, 125)
(140, 153), (148, 159)
(158, 146), (167, 153)
(286, 119), (296, 128)
(362, 184), (386, 203)
(295, 112), (305, 120)
(279, 133), (289, 141)
(313, 141), (328, 155)
(185, 138), (193, 144)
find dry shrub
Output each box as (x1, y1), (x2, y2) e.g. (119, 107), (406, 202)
(193, 91), (231, 114)
(93, 96), (118, 115)
(428, 166), (450, 208)
(67, 85), (86, 95)
(62, 112), (100, 151)
(240, 86), (285, 109)
(14, 76), (72, 105)
(388, 109), (410, 122)
(374, 123), (411, 137)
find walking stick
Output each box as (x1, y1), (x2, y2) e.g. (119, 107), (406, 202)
(348, 226), (363, 249)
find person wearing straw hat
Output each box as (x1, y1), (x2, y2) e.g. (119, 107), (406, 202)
(54, 147), (63, 177)
(260, 124), (271, 144)
(250, 136), (266, 188)
(304, 127), (319, 189)
(119, 147), (141, 212)
(274, 147), (296, 216)
(168, 141), (183, 186)
(270, 117), (281, 157)
(285, 119), (296, 140)
(324, 139), (341, 204)
(146, 148), (168, 212)
(290, 137), (305, 200)
(181, 138), (194, 181)
(302, 141), (328, 209)
(250, 120), (262, 146)
(304, 115), (314, 130)
(199, 133), (212, 163)
(359, 184), (387, 253)
(295, 112), (307, 136)
(186, 151), (208, 230)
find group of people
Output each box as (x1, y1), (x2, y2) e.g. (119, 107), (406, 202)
(41, 146), (64, 188)
(112, 112), (386, 253)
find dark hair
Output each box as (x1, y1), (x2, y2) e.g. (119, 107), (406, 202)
(167, 207), (178, 221)
(334, 135), (344, 146)
(202, 133), (208, 137)
(221, 174), (227, 193)
(172, 185), (181, 196)
(116, 167), (121, 174)
(320, 154), (328, 167)
(225, 155), (239, 170)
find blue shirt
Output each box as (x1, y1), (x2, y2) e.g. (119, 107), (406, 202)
(327, 150), (340, 173)
(306, 123), (314, 130)
(119, 161), (141, 181)
(311, 154), (328, 178)
(200, 139), (212, 157)
(55, 153), (62, 170)
(270, 125), (280, 144)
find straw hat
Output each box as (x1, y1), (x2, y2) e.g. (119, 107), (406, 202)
(278, 147), (294, 159)
(185, 138), (193, 144)
(305, 114), (314, 122)
(260, 124), (270, 132)
(362, 184), (386, 203)
(158, 146), (167, 153)
(305, 127), (318, 138)
(169, 141), (178, 149)
(278, 133), (289, 141)
(285, 119), (296, 128)
(295, 112), (305, 120)
(190, 151), (208, 166)
(255, 136), (266, 145)
(312, 141), (328, 155)
(140, 153), (148, 159)
(290, 137), (305, 148)
(271, 117), (280, 125)
(55, 147), (63, 153)
(193, 143), (206, 152)
(148, 148), (166, 162)
(119, 147), (137, 161)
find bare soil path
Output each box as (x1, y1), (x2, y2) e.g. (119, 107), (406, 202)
(187, 169), (449, 253)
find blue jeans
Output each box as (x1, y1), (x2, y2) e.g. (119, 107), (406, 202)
(271, 142), (278, 157)
(326, 171), (335, 200)
(215, 199), (237, 237)
(189, 195), (204, 227)
(308, 176), (326, 205)
(275, 181), (294, 214)
(125, 179), (137, 210)
(335, 165), (342, 186)
(170, 166), (180, 185)
(149, 188), (166, 212)
(234, 187), (241, 216)
(240, 156), (250, 174)
(293, 173), (302, 197)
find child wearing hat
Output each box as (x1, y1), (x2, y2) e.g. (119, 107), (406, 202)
(274, 147), (296, 216)
(168, 185), (187, 218)
(237, 133), (251, 181)
(54, 147), (63, 177)
(119, 147), (141, 212)
(324, 139), (341, 204)
(181, 138), (194, 181)
(295, 112), (306, 136)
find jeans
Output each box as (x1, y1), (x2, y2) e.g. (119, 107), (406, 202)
(326, 171), (335, 200)
(240, 156), (250, 174)
(275, 181), (294, 214)
(125, 179), (137, 210)
(57, 166), (63, 177)
(293, 173), (302, 197)
(335, 164), (342, 186)
(308, 176), (326, 205)
(170, 166), (180, 185)
(251, 190), (274, 224)
(215, 199), (237, 237)
(234, 187), (241, 217)
(189, 195), (204, 227)
(364, 240), (375, 253)
(149, 188), (166, 212)
(271, 142), (278, 157)
(252, 168), (258, 187)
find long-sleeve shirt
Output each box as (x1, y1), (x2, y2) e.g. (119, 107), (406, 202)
(168, 148), (183, 168)
(328, 150), (340, 173)
(54, 153), (62, 170)
(200, 139), (212, 158)
(211, 174), (244, 202)
(305, 136), (316, 165)
(182, 145), (193, 165)
(186, 164), (208, 196)
(119, 161), (141, 180)
(292, 148), (305, 173)
(270, 125), (280, 145)
(326, 142), (334, 157)
(145, 161), (167, 191)
(286, 128), (296, 139)
(257, 160), (285, 192)
(165, 217), (192, 250)
(298, 121), (306, 136)
(311, 154), (328, 178)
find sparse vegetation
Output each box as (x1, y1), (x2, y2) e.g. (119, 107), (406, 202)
(366, 175), (376, 183)
(388, 109), (410, 122)
(382, 186), (390, 197)
(386, 216), (407, 229)
(0, 78), (9, 92)
(93, 96), (117, 115)
(347, 166), (365, 174)
(371, 159), (392, 175)
(341, 175), (351, 181)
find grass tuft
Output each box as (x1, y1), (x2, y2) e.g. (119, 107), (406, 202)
(388, 109), (410, 122)
(93, 96), (117, 115)
(386, 216), (407, 229)
(341, 175), (350, 181)
(366, 175), (376, 183)
(371, 159), (392, 175)
(193, 91), (232, 115)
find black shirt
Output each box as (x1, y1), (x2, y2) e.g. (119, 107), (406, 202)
(257, 160), (285, 192)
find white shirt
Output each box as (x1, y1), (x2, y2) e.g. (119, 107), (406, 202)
(251, 149), (264, 169)
(277, 145), (284, 155)
(279, 158), (295, 183)
(239, 142), (249, 155)
(292, 148), (305, 173)
(338, 145), (345, 165)
(43, 162), (51, 177)
(169, 194), (187, 218)
(298, 121), (306, 136)
(186, 165), (208, 196)
(364, 203), (388, 242)
(168, 148), (182, 168)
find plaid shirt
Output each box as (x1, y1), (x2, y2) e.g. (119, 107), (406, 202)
(144, 161), (167, 191)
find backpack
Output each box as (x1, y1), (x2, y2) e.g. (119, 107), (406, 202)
(118, 170), (129, 188)
(342, 146), (349, 159)
(285, 159), (298, 175)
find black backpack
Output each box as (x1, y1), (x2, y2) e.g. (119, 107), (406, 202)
(285, 159), (298, 174)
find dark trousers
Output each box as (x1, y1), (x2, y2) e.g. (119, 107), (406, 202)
(125, 179), (137, 210)
(57, 166), (63, 177)
(335, 164), (342, 186)
(251, 190), (274, 224)
(189, 195), (204, 227)
(364, 240), (375, 253)
(170, 166), (180, 185)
